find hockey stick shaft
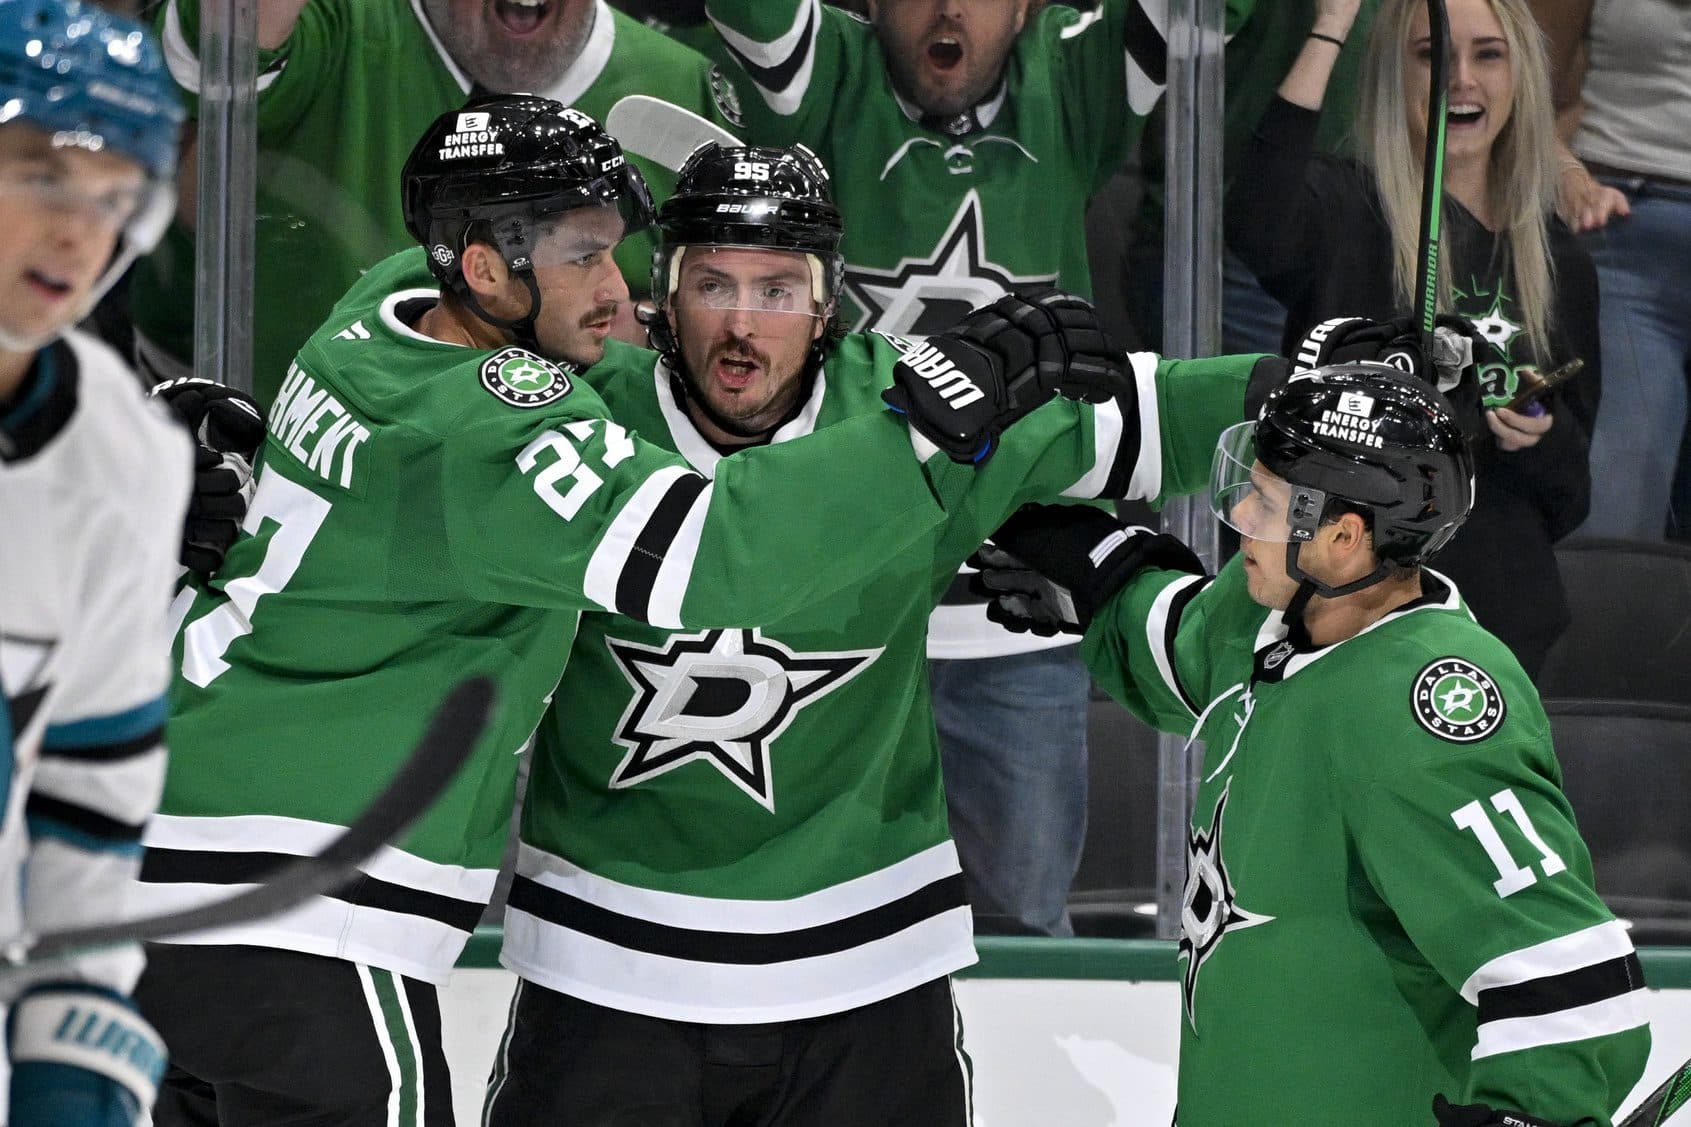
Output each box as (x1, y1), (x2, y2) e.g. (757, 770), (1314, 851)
(1619, 1060), (1691, 1127)
(1414, 0), (1451, 361)
(4, 676), (496, 966)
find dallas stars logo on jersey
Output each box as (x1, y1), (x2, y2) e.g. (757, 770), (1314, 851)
(604, 628), (881, 811)
(1180, 781), (1274, 1028)
(1412, 657), (1506, 743)
(479, 347), (573, 408)
(842, 191), (1056, 338)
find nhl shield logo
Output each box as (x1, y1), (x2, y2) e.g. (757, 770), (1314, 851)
(479, 347), (573, 408)
(708, 65), (745, 129)
(1411, 657), (1506, 743)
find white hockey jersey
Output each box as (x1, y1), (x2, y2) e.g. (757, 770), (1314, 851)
(0, 330), (191, 999)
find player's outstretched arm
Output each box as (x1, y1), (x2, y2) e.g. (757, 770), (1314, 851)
(705, 0), (846, 142)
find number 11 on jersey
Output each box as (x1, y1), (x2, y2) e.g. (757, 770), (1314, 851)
(1451, 787), (1569, 898)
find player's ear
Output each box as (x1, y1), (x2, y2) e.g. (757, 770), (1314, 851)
(1013, 0), (1030, 34)
(459, 241), (510, 300)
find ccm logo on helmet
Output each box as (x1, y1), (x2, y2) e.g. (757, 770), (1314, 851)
(902, 342), (985, 409)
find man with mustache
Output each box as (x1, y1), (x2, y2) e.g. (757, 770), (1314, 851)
(124, 0), (744, 404)
(480, 140), (1285, 1126)
(702, 0), (1259, 939)
(132, 98), (1122, 1126)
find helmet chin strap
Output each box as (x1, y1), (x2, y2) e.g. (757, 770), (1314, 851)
(1279, 542), (1398, 632)
(459, 270), (544, 352)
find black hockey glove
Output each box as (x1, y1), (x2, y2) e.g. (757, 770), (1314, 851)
(150, 378), (266, 577)
(969, 503), (1205, 635)
(1282, 314), (1485, 436)
(1432, 1094), (1575, 1127)
(882, 288), (1125, 464)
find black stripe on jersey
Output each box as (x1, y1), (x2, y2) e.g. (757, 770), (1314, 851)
(138, 848), (485, 933)
(1123, 2), (1169, 89)
(719, 2), (817, 96)
(1161, 576), (1209, 716)
(617, 473), (710, 622)
(1477, 952), (1644, 1024)
(1101, 387), (1146, 500)
(40, 725), (163, 762)
(25, 794), (145, 843)
(508, 871), (968, 965)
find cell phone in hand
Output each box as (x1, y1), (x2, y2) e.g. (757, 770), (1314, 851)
(1504, 358), (1585, 414)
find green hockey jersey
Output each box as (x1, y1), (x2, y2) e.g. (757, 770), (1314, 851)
(1083, 559), (1650, 1126)
(706, 0), (1252, 337)
(139, 248), (969, 984)
(499, 336), (1261, 1022)
(132, 0), (723, 405)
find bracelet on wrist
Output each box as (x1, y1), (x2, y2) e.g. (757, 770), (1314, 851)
(1308, 31), (1346, 48)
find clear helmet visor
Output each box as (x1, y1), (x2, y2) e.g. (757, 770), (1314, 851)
(665, 244), (827, 320)
(1209, 421), (1328, 545)
(524, 200), (639, 269)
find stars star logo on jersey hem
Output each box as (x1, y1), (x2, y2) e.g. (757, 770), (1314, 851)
(1412, 657), (1505, 743)
(604, 628), (882, 811)
(1180, 781), (1274, 1030)
(479, 347), (573, 408)
(842, 190), (1057, 337)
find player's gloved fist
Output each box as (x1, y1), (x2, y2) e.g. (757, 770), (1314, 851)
(9, 985), (165, 1127)
(955, 286), (1125, 405)
(1432, 1093), (1572, 1127)
(150, 377), (264, 576)
(968, 503), (1205, 634)
(1286, 314), (1484, 435)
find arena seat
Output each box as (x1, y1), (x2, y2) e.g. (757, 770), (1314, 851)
(1537, 538), (1691, 705)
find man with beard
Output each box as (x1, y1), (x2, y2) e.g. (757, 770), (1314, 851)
(480, 141), (1282, 1126)
(132, 98), (1124, 1127)
(125, 0), (744, 403)
(702, 0), (1256, 941)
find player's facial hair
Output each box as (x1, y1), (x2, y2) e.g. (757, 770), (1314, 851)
(421, 0), (594, 93)
(670, 309), (813, 441)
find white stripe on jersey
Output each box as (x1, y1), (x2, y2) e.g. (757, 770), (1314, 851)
(356, 964), (404, 1127)
(583, 464), (697, 619)
(500, 901), (976, 1024)
(646, 482), (711, 629)
(710, 0), (822, 116)
(143, 813), (498, 906)
(1145, 574), (1206, 719)
(1473, 992), (1649, 1060)
(1061, 395), (1125, 500)
(1460, 920), (1637, 1005)
(1124, 352), (1164, 502)
(162, 1), (284, 95)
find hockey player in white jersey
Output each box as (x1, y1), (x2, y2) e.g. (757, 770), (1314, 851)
(0, 2), (190, 1124)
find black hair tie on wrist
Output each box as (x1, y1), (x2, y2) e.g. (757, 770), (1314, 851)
(1308, 31), (1346, 47)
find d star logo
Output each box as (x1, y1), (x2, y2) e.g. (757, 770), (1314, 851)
(842, 190), (1056, 337)
(1179, 781), (1274, 1029)
(605, 629), (881, 811)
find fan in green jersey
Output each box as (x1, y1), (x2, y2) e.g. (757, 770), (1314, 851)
(134, 97), (1126, 1127)
(976, 363), (1651, 1126)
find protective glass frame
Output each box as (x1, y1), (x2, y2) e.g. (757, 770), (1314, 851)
(664, 244), (828, 321)
(1209, 421), (1328, 545)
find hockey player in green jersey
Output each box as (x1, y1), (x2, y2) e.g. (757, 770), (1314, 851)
(481, 141), (1287, 1125)
(126, 0), (734, 402)
(706, 0), (1260, 939)
(975, 364), (1651, 1126)
(132, 98), (1125, 1127)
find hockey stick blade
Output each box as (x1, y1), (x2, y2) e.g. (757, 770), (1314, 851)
(605, 94), (743, 173)
(1619, 1060), (1691, 1127)
(1413, 0), (1451, 360)
(4, 676), (496, 967)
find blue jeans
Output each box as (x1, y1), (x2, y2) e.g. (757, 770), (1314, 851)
(1578, 176), (1691, 540)
(930, 647), (1091, 937)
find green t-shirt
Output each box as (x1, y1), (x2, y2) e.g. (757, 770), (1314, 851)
(140, 248), (963, 984)
(503, 333), (1261, 1021)
(132, 0), (724, 405)
(1083, 558), (1650, 1126)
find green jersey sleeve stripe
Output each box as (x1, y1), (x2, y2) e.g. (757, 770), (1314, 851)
(1478, 953), (1643, 1024)
(616, 473), (710, 626)
(583, 466), (706, 628)
(1122, 1), (1170, 115)
(1473, 991), (1649, 1061)
(160, 0), (285, 95)
(1124, 351), (1163, 501)
(1460, 919), (1637, 1005)
(1146, 573), (1208, 718)
(710, 0), (820, 116)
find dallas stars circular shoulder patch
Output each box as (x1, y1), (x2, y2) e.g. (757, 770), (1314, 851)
(479, 347), (573, 408)
(1411, 657), (1506, 743)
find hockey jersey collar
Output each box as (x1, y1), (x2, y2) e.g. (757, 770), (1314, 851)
(1250, 569), (1465, 685)
(0, 341), (78, 463)
(653, 358), (827, 478)
(413, 0), (615, 107)
(892, 81), (1007, 138)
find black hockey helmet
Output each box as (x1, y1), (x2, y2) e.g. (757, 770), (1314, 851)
(401, 94), (653, 345)
(648, 141), (844, 366)
(1212, 363), (1475, 603)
